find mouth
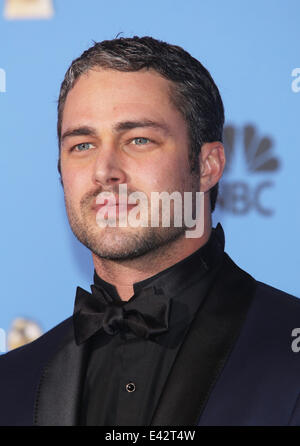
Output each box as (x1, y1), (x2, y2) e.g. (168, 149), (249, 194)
(92, 197), (137, 216)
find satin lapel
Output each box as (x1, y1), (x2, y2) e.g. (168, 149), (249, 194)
(150, 253), (256, 426)
(34, 320), (89, 426)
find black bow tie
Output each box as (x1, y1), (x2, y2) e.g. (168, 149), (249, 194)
(73, 284), (171, 345)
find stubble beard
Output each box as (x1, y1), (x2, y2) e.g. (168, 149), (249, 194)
(63, 172), (200, 262)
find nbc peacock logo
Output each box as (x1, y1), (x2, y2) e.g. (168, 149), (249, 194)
(217, 124), (281, 216)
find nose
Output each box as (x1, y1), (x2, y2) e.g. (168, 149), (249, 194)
(92, 145), (127, 187)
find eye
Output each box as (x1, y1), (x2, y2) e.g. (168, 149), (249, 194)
(72, 142), (94, 152)
(131, 137), (151, 146)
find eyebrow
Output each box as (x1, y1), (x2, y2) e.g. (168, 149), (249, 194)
(60, 119), (171, 145)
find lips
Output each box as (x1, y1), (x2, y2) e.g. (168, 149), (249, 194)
(93, 203), (134, 211)
(92, 196), (137, 215)
(93, 195), (126, 208)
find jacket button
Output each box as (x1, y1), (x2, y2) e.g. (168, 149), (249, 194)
(126, 382), (136, 392)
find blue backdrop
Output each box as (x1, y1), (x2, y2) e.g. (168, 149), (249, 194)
(0, 0), (299, 345)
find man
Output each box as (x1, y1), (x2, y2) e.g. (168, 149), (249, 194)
(1, 36), (300, 426)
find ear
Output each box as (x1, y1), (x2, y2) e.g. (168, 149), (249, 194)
(199, 142), (226, 192)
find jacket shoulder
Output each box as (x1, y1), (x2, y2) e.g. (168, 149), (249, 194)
(255, 280), (300, 308)
(200, 255), (300, 425)
(0, 316), (73, 365)
(0, 316), (73, 426)
(224, 252), (300, 312)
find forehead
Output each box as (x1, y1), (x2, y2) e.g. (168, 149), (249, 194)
(61, 68), (183, 132)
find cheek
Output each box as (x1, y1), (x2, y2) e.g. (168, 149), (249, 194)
(61, 168), (87, 204)
(134, 160), (186, 193)
(134, 165), (165, 190)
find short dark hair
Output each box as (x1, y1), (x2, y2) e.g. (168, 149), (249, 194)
(57, 36), (224, 211)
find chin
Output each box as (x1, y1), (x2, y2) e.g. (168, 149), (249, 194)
(85, 226), (185, 261)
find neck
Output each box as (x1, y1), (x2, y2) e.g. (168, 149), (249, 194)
(93, 205), (212, 301)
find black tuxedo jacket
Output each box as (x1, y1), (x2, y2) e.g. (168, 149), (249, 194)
(1, 253), (300, 426)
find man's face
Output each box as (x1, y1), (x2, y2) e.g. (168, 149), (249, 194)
(60, 68), (199, 260)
